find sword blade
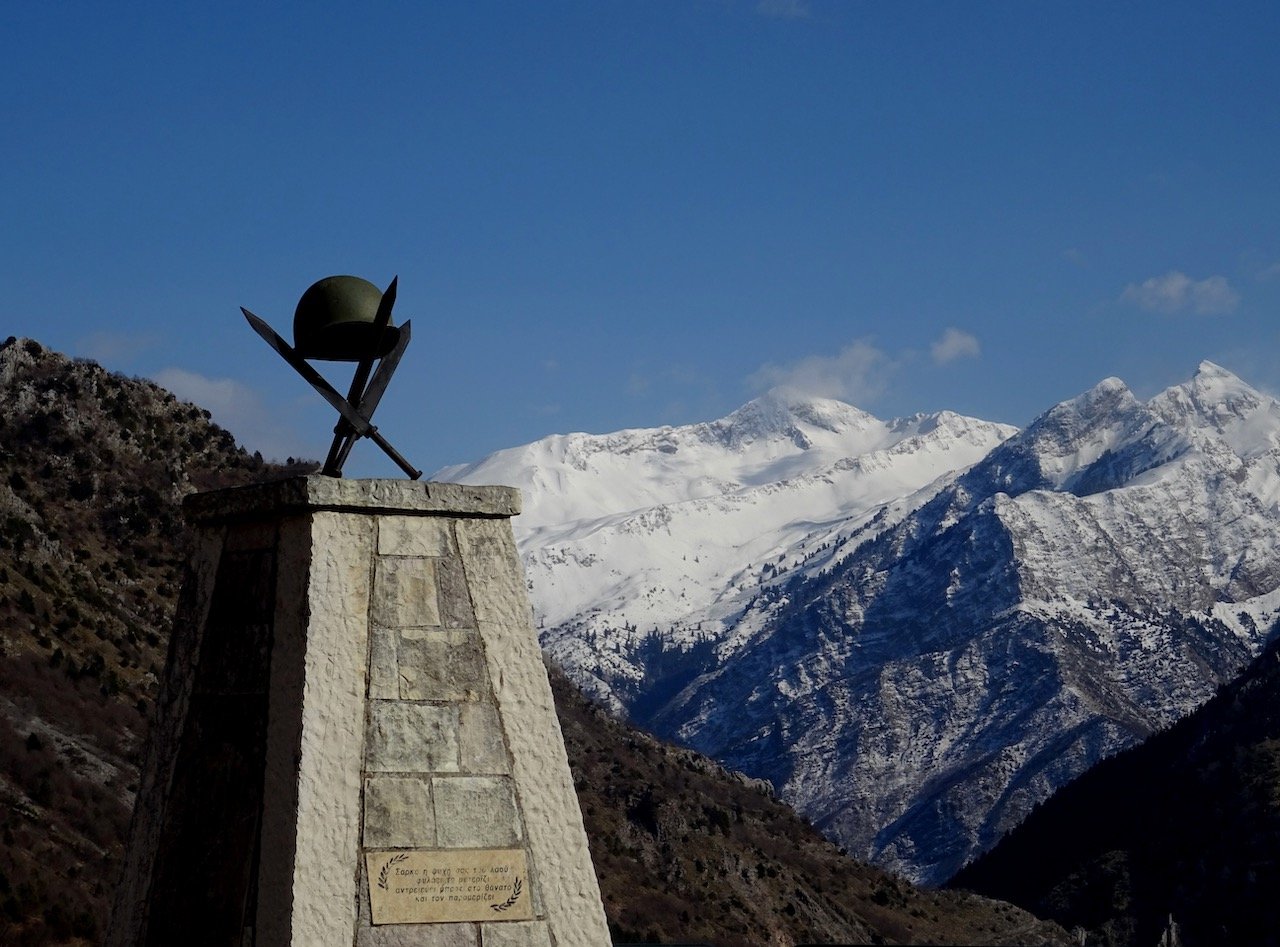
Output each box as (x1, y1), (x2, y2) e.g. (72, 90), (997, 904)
(323, 277), (399, 475)
(330, 320), (413, 474)
(241, 307), (372, 437)
(243, 306), (421, 479)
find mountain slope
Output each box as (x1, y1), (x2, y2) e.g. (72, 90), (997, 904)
(441, 388), (1016, 710)
(0, 339), (1062, 946)
(0, 337), (308, 945)
(662, 364), (1280, 883)
(445, 363), (1280, 885)
(951, 634), (1280, 946)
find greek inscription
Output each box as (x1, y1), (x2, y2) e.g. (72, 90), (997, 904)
(366, 849), (533, 924)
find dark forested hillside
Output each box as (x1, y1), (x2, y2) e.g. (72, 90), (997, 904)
(0, 337), (311, 945)
(0, 337), (1068, 946)
(951, 633), (1280, 946)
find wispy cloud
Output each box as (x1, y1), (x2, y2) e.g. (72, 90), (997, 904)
(749, 339), (895, 405)
(151, 367), (314, 460)
(1257, 261), (1280, 283)
(755, 0), (811, 19)
(76, 330), (159, 364)
(1062, 247), (1087, 268)
(930, 328), (981, 365)
(1120, 270), (1239, 315)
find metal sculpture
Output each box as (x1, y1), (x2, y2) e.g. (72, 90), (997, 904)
(242, 275), (422, 479)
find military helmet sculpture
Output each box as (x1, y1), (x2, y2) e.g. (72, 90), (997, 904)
(293, 275), (401, 361)
(242, 275), (421, 479)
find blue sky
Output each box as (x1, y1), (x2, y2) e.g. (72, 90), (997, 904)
(5, 2), (1280, 476)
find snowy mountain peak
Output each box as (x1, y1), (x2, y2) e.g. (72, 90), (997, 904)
(438, 358), (1280, 886)
(1150, 361), (1280, 462)
(707, 388), (877, 449)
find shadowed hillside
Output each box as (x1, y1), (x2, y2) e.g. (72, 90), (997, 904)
(952, 633), (1280, 946)
(0, 337), (1068, 945)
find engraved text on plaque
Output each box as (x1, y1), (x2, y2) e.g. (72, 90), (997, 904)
(366, 849), (533, 924)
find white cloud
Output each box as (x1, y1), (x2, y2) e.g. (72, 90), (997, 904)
(1120, 270), (1239, 315)
(930, 328), (981, 365)
(1258, 261), (1280, 282)
(1062, 247), (1087, 267)
(749, 340), (894, 405)
(151, 367), (315, 460)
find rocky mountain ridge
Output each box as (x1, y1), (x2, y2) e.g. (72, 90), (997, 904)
(0, 337), (1064, 945)
(443, 361), (1280, 884)
(952, 632), (1280, 946)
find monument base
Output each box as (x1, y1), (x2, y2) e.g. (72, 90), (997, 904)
(109, 477), (609, 947)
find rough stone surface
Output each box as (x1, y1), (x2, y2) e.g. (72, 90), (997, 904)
(456, 518), (611, 947)
(364, 777), (435, 848)
(368, 624), (400, 700)
(480, 920), (553, 947)
(356, 924), (480, 947)
(276, 512), (373, 947)
(379, 515), (455, 557)
(459, 702), (510, 774)
(433, 777), (521, 847)
(185, 476), (520, 522)
(436, 555), (477, 629)
(374, 557), (441, 628)
(367, 702), (460, 773)
(397, 629), (487, 702)
(457, 520), (534, 630)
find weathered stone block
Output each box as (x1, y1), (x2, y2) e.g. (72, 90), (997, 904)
(436, 555), (477, 629)
(374, 557), (440, 628)
(480, 920), (553, 947)
(355, 867), (480, 947)
(378, 515), (455, 558)
(397, 629), (486, 702)
(363, 776), (435, 848)
(459, 703), (509, 774)
(368, 625), (399, 700)
(454, 521), (532, 629)
(366, 702), (459, 773)
(356, 923), (480, 947)
(433, 776), (520, 847)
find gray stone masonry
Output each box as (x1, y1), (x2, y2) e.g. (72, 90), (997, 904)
(108, 477), (608, 947)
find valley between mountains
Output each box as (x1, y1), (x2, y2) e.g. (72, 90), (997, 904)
(441, 362), (1280, 884)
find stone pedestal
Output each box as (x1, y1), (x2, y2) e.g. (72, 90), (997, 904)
(108, 478), (610, 947)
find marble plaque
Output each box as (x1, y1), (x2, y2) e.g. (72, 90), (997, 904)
(366, 849), (533, 924)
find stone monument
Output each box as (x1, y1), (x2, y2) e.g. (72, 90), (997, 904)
(109, 477), (610, 946)
(108, 274), (608, 945)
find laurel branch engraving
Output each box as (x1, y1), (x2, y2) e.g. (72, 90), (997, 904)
(377, 853), (409, 890)
(490, 876), (523, 912)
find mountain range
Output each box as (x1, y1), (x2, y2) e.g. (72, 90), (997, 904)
(0, 336), (1067, 945)
(441, 361), (1280, 884)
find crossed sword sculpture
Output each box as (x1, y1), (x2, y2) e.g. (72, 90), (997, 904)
(241, 277), (422, 480)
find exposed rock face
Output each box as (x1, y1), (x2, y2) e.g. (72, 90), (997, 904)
(0, 338), (1065, 946)
(952, 635), (1280, 947)
(445, 362), (1280, 884)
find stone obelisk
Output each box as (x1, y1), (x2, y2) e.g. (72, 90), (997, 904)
(109, 476), (610, 947)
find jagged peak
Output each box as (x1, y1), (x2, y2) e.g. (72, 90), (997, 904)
(1027, 376), (1140, 436)
(701, 388), (878, 449)
(1152, 360), (1266, 417)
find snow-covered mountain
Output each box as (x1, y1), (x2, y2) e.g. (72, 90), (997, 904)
(438, 364), (1280, 884)
(438, 388), (1017, 707)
